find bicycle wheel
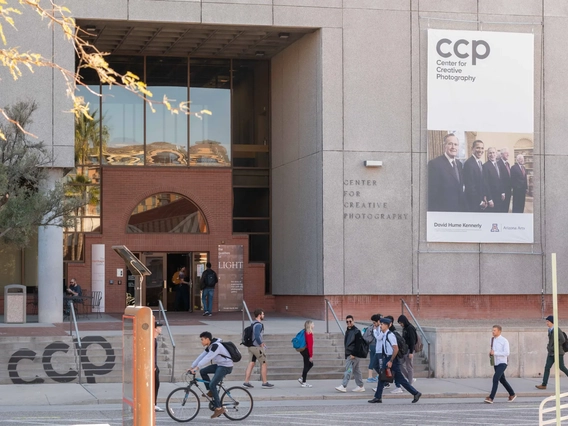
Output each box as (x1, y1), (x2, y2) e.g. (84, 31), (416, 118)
(166, 387), (200, 422)
(221, 386), (253, 421)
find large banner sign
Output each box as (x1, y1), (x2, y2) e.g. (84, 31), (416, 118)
(217, 245), (244, 311)
(427, 29), (534, 243)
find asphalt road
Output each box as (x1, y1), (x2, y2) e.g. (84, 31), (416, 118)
(0, 398), (552, 426)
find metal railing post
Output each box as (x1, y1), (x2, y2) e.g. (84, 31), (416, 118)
(324, 299), (345, 335)
(69, 302), (82, 385)
(157, 300), (176, 382)
(401, 298), (432, 378)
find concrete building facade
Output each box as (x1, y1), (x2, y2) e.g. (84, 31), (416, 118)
(1, 0), (567, 322)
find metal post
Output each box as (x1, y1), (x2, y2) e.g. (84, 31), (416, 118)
(325, 299), (329, 334)
(551, 253), (560, 426)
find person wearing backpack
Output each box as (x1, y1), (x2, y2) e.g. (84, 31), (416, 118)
(535, 315), (568, 389)
(385, 315), (406, 394)
(200, 262), (218, 316)
(368, 317), (421, 404)
(335, 315), (365, 393)
(188, 331), (233, 419)
(243, 308), (275, 389)
(297, 320), (315, 388)
(397, 314), (418, 387)
(364, 314), (380, 383)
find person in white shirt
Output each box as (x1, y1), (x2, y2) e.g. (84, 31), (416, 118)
(368, 317), (421, 404)
(189, 331), (234, 418)
(485, 325), (516, 404)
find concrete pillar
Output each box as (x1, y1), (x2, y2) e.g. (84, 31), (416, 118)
(38, 169), (64, 323)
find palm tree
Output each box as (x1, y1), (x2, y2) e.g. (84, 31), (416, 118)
(74, 109), (109, 175)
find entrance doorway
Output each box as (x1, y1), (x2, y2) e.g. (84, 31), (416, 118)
(127, 251), (209, 310)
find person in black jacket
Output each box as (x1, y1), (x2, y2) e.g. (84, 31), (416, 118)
(536, 315), (568, 389)
(398, 314), (418, 386)
(335, 315), (365, 393)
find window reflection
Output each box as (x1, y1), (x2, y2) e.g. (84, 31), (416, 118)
(146, 57), (189, 166)
(102, 57), (144, 165)
(190, 60), (231, 167)
(127, 193), (208, 233)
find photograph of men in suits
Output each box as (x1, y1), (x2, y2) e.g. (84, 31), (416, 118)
(497, 148), (512, 213)
(482, 147), (505, 212)
(463, 140), (487, 212)
(428, 133), (467, 212)
(510, 154), (528, 213)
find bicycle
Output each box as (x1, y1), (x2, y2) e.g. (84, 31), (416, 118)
(166, 372), (253, 422)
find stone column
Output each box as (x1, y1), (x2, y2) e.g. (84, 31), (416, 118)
(38, 169), (64, 323)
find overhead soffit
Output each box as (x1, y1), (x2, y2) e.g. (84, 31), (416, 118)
(77, 20), (315, 59)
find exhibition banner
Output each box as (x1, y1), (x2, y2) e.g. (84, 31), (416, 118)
(217, 245), (244, 311)
(426, 29), (534, 243)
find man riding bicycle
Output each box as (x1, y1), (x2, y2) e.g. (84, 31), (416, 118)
(188, 331), (234, 419)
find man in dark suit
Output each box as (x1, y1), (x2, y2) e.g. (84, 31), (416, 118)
(510, 154), (528, 213)
(497, 148), (512, 213)
(463, 140), (487, 212)
(428, 133), (466, 212)
(483, 147), (505, 212)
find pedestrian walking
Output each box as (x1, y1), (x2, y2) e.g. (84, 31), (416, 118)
(398, 314), (418, 386)
(243, 308), (274, 388)
(154, 321), (164, 412)
(364, 314), (380, 383)
(484, 325), (516, 404)
(368, 317), (421, 404)
(298, 320), (314, 388)
(200, 262), (218, 316)
(335, 315), (365, 393)
(535, 315), (568, 389)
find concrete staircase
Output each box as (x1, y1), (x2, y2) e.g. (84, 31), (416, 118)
(0, 332), (432, 385)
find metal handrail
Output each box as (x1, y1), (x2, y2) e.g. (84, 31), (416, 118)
(324, 299), (345, 335)
(242, 300), (253, 332)
(68, 302), (83, 384)
(156, 300), (176, 382)
(539, 391), (568, 425)
(400, 298), (432, 378)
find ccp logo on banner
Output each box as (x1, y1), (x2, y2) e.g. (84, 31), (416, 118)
(436, 38), (490, 65)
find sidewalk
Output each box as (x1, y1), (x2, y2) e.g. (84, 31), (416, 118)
(0, 377), (564, 406)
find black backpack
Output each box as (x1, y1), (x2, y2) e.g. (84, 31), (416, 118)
(562, 331), (568, 352)
(205, 270), (217, 288)
(387, 331), (408, 358)
(353, 331), (369, 358)
(241, 322), (263, 347)
(219, 341), (242, 362)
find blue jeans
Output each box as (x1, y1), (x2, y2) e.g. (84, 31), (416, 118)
(202, 287), (214, 313)
(373, 354), (418, 399)
(200, 364), (233, 408)
(490, 363), (514, 399)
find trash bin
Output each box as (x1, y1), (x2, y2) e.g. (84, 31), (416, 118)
(4, 284), (26, 324)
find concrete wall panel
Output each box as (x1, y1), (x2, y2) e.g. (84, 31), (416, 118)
(545, 0), (568, 16)
(298, 33), (321, 158)
(479, 254), (543, 294)
(342, 151), (412, 295)
(274, 6), (342, 28)
(344, 0), (410, 11)
(479, 0), (542, 16)
(202, 3), (272, 25)
(130, 0), (201, 23)
(64, 0), (128, 20)
(418, 0), (477, 13)
(275, 0), (341, 7)
(419, 253), (480, 294)
(321, 28), (343, 152)
(343, 9), (411, 152)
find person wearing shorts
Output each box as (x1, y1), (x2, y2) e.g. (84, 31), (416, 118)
(243, 308), (274, 388)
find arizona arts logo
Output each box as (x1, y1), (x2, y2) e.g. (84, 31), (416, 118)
(491, 224), (500, 233)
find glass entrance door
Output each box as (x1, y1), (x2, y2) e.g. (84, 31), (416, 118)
(141, 253), (167, 307)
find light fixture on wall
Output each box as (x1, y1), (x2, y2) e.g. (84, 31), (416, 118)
(364, 160), (383, 167)
(278, 32), (290, 39)
(255, 51), (265, 57)
(85, 25), (97, 33)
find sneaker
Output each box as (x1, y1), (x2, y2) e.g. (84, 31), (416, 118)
(390, 387), (403, 394)
(384, 382), (391, 388)
(155, 405), (164, 412)
(508, 394), (517, 402)
(352, 386), (365, 392)
(211, 407), (226, 419)
(412, 378), (417, 384)
(536, 384), (547, 389)
(207, 312), (212, 316)
(301, 382), (313, 388)
(484, 397), (493, 404)
(372, 387), (377, 392)
(202, 312), (208, 316)
(243, 382), (254, 388)
(335, 385), (347, 393)
(298, 378), (303, 384)
(262, 382), (275, 388)
(366, 377), (377, 383)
